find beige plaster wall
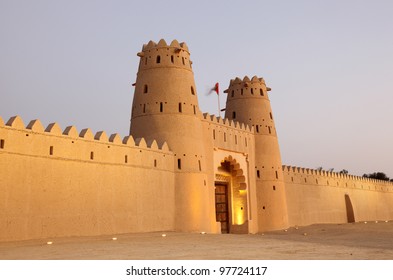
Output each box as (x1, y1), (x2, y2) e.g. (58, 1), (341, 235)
(283, 165), (393, 227)
(0, 116), (175, 242)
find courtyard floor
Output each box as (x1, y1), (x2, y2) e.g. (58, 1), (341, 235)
(1, 221), (392, 260)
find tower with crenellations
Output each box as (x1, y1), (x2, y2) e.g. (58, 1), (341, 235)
(224, 76), (289, 231)
(129, 39), (210, 232)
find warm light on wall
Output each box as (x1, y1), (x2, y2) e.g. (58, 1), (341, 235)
(235, 207), (245, 225)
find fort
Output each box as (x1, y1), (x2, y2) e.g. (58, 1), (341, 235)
(1, 39), (393, 242)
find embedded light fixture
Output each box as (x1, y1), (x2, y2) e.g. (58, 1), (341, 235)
(46, 241), (53, 245)
(161, 233), (167, 237)
(200, 232), (206, 235)
(112, 237), (117, 241)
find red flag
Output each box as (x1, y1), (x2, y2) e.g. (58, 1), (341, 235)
(208, 82), (219, 95)
(214, 82), (219, 94)
(207, 82), (220, 95)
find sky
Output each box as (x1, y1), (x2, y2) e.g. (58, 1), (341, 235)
(1, 0), (392, 177)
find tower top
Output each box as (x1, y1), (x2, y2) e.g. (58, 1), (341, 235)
(224, 75), (271, 101)
(225, 76), (271, 91)
(136, 39), (192, 71)
(139, 39), (189, 53)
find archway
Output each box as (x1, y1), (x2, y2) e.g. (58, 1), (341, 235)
(214, 156), (248, 233)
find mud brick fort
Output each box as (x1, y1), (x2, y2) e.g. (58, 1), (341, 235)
(1, 39), (392, 241)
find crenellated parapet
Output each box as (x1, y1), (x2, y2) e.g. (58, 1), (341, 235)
(224, 75), (271, 98)
(0, 115), (173, 169)
(201, 112), (255, 154)
(141, 39), (189, 53)
(202, 112), (253, 133)
(282, 165), (393, 192)
(136, 39), (192, 72)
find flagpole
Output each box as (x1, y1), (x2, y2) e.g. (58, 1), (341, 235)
(218, 93), (221, 118)
(210, 82), (220, 117)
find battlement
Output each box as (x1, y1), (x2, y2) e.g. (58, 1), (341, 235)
(0, 115), (173, 170)
(136, 39), (192, 71)
(140, 39), (189, 53)
(282, 165), (393, 191)
(202, 112), (253, 133)
(228, 76), (266, 87)
(1, 115), (169, 151)
(224, 76), (271, 98)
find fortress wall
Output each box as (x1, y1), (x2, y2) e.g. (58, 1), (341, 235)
(0, 116), (175, 242)
(283, 165), (393, 227)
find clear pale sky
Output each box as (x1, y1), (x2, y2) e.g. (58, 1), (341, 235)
(1, 0), (392, 177)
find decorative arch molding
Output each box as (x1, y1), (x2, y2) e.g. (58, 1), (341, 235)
(213, 150), (251, 234)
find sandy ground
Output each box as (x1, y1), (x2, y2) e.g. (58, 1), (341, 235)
(1, 222), (392, 260)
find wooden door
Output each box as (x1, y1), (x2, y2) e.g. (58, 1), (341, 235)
(215, 183), (229, 233)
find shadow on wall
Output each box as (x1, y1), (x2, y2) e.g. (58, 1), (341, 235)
(345, 194), (355, 223)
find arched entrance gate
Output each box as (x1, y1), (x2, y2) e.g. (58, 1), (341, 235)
(214, 155), (249, 234)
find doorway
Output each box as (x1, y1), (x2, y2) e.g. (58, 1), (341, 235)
(215, 182), (229, 233)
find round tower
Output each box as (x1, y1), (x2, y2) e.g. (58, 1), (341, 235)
(130, 39), (209, 232)
(224, 76), (289, 232)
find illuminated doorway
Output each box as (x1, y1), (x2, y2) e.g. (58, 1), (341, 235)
(215, 157), (248, 233)
(215, 182), (229, 233)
